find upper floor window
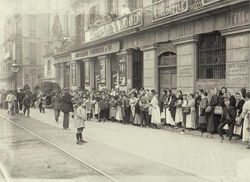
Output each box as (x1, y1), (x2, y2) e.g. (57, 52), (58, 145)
(29, 43), (37, 65)
(89, 5), (99, 25)
(152, 0), (161, 3)
(29, 15), (36, 37)
(197, 31), (226, 80)
(47, 60), (51, 72)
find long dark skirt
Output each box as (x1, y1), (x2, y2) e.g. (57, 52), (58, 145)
(206, 113), (221, 133)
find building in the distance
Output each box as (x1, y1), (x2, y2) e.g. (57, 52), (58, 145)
(54, 0), (250, 94)
(0, 0), (73, 90)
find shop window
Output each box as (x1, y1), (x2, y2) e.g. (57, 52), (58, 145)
(127, 0), (142, 11)
(71, 63), (76, 86)
(197, 31), (226, 80)
(84, 61), (90, 85)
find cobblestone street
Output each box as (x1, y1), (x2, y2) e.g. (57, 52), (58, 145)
(1, 108), (250, 182)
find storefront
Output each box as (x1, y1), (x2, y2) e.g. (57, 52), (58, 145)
(68, 0), (250, 94)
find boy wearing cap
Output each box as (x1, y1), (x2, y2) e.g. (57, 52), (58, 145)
(74, 101), (87, 145)
(218, 96), (236, 142)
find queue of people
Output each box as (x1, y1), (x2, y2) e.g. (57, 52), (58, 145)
(1, 86), (250, 149)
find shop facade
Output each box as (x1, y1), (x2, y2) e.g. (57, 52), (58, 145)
(68, 0), (250, 94)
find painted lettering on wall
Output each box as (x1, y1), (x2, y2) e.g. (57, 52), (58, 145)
(84, 10), (142, 43)
(72, 41), (120, 60)
(153, 0), (188, 21)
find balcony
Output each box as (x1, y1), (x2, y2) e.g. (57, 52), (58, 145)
(84, 9), (143, 43)
(79, 0), (244, 44)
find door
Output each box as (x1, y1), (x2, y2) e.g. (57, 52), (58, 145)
(158, 52), (177, 95)
(132, 49), (143, 90)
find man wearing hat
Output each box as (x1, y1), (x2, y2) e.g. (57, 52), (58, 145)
(61, 88), (73, 129)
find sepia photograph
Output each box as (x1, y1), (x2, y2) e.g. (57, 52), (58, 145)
(0, 0), (250, 181)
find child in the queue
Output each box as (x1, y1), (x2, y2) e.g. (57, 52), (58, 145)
(85, 96), (93, 121)
(218, 96), (236, 142)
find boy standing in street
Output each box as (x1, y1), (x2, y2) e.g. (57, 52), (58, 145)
(74, 101), (87, 145)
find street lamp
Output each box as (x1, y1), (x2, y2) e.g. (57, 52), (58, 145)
(11, 62), (20, 90)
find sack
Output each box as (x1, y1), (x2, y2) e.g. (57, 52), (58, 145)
(183, 107), (191, 114)
(235, 117), (242, 126)
(205, 106), (212, 113)
(214, 105), (223, 115)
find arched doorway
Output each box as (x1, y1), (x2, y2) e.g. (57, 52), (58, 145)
(158, 52), (177, 94)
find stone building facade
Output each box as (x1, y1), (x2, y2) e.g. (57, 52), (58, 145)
(57, 0), (250, 94)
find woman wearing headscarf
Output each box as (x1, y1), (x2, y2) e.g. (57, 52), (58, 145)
(234, 92), (245, 137)
(129, 92), (138, 124)
(174, 90), (183, 128)
(199, 91), (208, 133)
(206, 88), (219, 134)
(165, 90), (175, 126)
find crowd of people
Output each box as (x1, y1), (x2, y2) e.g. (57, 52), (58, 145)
(0, 86), (250, 148)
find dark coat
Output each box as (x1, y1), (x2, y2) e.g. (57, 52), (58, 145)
(236, 99), (245, 116)
(23, 96), (31, 108)
(51, 95), (62, 110)
(220, 105), (236, 123)
(61, 93), (73, 113)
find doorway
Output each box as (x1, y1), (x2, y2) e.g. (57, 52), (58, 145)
(158, 52), (177, 94)
(132, 49), (143, 90)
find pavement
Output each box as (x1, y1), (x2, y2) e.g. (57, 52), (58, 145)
(0, 108), (250, 182)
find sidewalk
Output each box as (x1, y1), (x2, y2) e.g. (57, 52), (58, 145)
(28, 107), (246, 146)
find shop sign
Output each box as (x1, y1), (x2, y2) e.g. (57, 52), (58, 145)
(84, 10), (142, 43)
(153, 0), (189, 21)
(72, 41), (120, 60)
(153, 0), (221, 21)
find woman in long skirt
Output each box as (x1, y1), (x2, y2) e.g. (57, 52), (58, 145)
(186, 94), (196, 129)
(115, 95), (124, 122)
(174, 90), (183, 128)
(129, 92), (138, 124)
(241, 93), (250, 146)
(150, 90), (161, 128)
(199, 91), (208, 133)
(109, 96), (117, 122)
(206, 88), (219, 134)
(234, 92), (245, 137)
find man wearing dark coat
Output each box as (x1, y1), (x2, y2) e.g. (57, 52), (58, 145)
(17, 89), (25, 112)
(51, 91), (62, 122)
(61, 89), (73, 129)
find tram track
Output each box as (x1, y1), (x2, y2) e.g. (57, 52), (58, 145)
(0, 161), (10, 182)
(0, 113), (118, 182)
